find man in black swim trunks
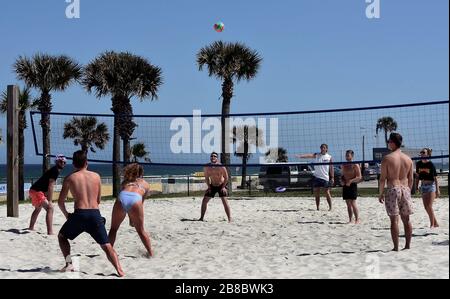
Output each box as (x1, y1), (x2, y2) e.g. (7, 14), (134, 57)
(199, 152), (231, 222)
(57, 150), (124, 277)
(341, 150), (362, 224)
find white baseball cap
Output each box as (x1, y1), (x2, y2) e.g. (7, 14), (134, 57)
(55, 154), (67, 163)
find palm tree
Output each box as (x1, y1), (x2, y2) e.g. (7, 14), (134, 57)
(131, 142), (151, 163)
(376, 117), (398, 148)
(63, 116), (110, 154)
(83, 51), (162, 197)
(14, 54), (81, 171)
(232, 126), (264, 188)
(265, 147), (289, 163)
(1, 86), (38, 201)
(197, 41), (262, 191)
(14, 54), (82, 172)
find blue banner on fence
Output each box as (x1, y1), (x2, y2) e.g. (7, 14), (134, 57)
(0, 183), (32, 195)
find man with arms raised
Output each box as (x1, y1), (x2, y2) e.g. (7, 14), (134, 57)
(378, 133), (414, 251)
(58, 150), (124, 277)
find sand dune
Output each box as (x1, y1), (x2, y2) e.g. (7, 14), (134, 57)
(0, 196), (448, 279)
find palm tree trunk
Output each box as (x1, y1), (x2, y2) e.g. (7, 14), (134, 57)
(39, 91), (52, 172)
(118, 100), (134, 164)
(123, 138), (131, 163)
(112, 114), (121, 198)
(220, 100), (230, 165)
(19, 127), (25, 201)
(384, 131), (388, 148)
(221, 78), (233, 192)
(81, 144), (89, 154)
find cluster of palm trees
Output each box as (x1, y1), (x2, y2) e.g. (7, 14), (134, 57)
(3, 40), (400, 201)
(3, 41), (263, 199)
(5, 52), (162, 198)
(62, 116), (150, 162)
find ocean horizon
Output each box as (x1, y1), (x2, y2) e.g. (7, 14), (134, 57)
(0, 164), (260, 183)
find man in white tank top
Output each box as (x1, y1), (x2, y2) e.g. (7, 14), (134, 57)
(297, 144), (335, 211)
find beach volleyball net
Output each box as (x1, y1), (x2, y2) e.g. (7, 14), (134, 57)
(30, 100), (449, 170)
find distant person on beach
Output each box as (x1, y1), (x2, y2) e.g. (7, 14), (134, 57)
(378, 133), (414, 251)
(199, 152), (232, 222)
(341, 150), (362, 224)
(28, 154), (67, 235)
(57, 150), (124, 277)
(416, 148), (440, 228)
(296, 144), (335, 211)
(108, 163), (154, 257)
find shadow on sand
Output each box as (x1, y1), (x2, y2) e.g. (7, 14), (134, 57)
(0, 229), (30, 235)
(180, 218), (201, 222)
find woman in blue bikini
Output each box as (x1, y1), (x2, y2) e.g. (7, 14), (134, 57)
(108, 163), (154, 256)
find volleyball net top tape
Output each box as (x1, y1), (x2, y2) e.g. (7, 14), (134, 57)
(30, 100), (449, 167)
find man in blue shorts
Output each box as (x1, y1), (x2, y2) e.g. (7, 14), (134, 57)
(58, 150), (124, 277)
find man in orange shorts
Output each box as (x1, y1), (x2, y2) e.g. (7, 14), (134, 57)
(378, 133), (414, 251)
(28, 155), (67, 235)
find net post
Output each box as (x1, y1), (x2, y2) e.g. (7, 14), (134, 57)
(7, 85), (19, 217)
(187, 175), (190, 196)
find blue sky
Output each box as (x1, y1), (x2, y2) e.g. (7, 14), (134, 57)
(0, 0), (448, 164)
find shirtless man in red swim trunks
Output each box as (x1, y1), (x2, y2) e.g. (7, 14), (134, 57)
(378, 133), (414, 251)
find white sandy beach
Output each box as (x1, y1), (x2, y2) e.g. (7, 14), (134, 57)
(0, 196), (448, 279)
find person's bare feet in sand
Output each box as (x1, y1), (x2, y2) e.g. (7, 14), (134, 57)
(402, 246), (410, 251)
(392, 247), (399, 252)
(117, 269), (125, 277)
(354, 219), (361, 224)
(60, 263), (75, 272)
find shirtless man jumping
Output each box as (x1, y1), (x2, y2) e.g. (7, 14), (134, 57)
(199, 152), (232, 222)
(378, 133), (414, 251)
(58, 150), (124, 277)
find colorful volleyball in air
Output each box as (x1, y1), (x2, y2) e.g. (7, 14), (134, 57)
(214, 22), (225, 32)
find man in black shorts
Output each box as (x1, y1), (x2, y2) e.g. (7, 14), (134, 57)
(58, 150), (124, 277)
(199, 152), (231, 222)
(341, 150), (362, 224)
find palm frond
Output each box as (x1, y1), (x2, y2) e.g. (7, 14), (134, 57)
(197, 41), (262, 83)
(63, 116), (110, 153)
